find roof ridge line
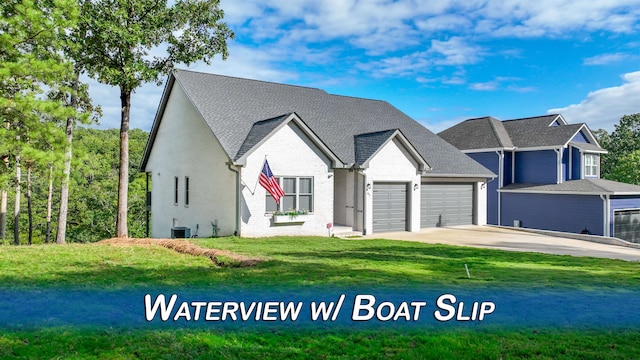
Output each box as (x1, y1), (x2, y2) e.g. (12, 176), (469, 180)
(174, 68), (329, 95)
(503, 114), (559, 122)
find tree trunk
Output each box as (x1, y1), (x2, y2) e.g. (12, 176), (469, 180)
(115, 89), (130, 238)
(0, 189), (6, 243)
(56, 72), (78, 244)
(14, 155), (21, 245)
(27, 164), (32, 245)
(45, 165), (53, 243)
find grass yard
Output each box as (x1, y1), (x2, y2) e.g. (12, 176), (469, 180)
(1, 236), (639, 359)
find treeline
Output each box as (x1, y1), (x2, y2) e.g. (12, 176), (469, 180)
(2, 128), (149, 244)
(594, 113), (640, 186)
(2, 0), (232, 243)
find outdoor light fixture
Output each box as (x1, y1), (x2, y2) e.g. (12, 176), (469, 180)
(366, 183), (372, 191)
(413, 183), (419, 191)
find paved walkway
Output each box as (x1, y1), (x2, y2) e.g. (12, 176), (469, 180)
(363, 225), (640, 261)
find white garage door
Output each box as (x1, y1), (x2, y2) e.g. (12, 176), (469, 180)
(614, 209), (640, 243)
(421, 183), (473, 228)
(372, 183), (408, 232)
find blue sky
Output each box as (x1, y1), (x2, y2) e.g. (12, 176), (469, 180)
(88, 0), (640, 134)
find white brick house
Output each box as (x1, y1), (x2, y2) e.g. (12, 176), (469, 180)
(140, 70), (494, 238)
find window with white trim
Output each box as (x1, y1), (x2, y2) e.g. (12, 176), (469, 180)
(584, 154), (599, 177)
(265, 177), (313, 213)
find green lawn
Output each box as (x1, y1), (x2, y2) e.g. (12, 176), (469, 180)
(1, 236), (639, 359)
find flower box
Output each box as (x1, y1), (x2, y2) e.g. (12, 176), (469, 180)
(273, 214), (309, 224)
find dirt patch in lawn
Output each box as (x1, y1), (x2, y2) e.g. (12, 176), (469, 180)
(99, 238), (263, 267)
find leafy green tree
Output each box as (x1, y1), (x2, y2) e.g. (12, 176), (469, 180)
(66, 128), (149, 242)
(595, 114), (640, 185)
(74, 0), (234, 237)
(605, 150), (640, 185)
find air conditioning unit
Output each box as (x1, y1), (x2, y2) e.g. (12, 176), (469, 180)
(513, 220), (521, 228)
(171, 226), (191, 239)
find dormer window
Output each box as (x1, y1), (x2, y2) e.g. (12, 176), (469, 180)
(584, 154), (599, 177)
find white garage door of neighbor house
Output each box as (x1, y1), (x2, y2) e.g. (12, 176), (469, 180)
(421, 183), (473, 228)
(614, 209), (640, 243)
(372, 182), (408, 233)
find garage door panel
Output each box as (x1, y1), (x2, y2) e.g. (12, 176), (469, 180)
(372, 183), (407, 233)
(422, 183), (473, 228)
(614, 209), (640, 243)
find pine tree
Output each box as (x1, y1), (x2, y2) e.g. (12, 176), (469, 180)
(1, 0), (82, 244)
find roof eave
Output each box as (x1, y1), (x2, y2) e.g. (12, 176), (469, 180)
(422, 173), (496, 179)
(498, 189), (612, 195)
(139, 73), (176, 172)
(461, 147), (517, 153)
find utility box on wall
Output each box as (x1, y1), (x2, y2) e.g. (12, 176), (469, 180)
(171, 226), (191, 238)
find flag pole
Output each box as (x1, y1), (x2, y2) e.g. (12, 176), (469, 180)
(241, 155), (267, 195)
(254, 155), (268, 195)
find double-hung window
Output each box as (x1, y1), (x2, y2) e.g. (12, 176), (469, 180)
(584, 154), (599, 177)
(266, 177), (313, 213)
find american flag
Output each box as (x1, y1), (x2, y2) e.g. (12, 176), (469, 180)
(259, 159), (285, 204)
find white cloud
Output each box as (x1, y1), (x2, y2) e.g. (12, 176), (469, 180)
(429, 37), (484, 65)
(548, 71), (640, 131)
(414, 14), (471, 32)
(583, 52), (632, 65)
(479, 0), (640, 38)
(468, 76), (533, 92)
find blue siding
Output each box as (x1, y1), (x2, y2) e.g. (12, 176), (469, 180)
(515, 150), (558, 184)
(610, 196), (640, 237)
(561, 148), (569, 182)
(504, 151), (514, 185)
(501, 193), (604, 235)
(469, 152), (500, 225)
(571, 147), (581, 180)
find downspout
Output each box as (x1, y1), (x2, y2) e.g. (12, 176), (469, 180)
(227, 162), (241, 236)
(511, 150), (515, 184)
(579, 149), (584, 179)
(554, 148), (561, 184)
(356, 169), (367, 235)
(599, 194), (610, 237)
(495, 150), (504, 226)
(145, 172), (150, 238)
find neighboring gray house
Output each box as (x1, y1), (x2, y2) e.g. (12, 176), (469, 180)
(140, 70), (494, 238)
(439, 114), (640, 242)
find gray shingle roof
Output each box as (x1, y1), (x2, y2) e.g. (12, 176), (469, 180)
(569, 142), (608, 153)
(438, 117), (513, 149)
(502, 117), (583, 148)
(354, 129), (397, 165)
(500, 179), (640, 195)
(157, 69), (493, 177)
(235, 113), (291, 161)
(438, 114), (601, 151)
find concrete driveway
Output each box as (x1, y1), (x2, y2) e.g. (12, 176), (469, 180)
(363, 225), (640, 261)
